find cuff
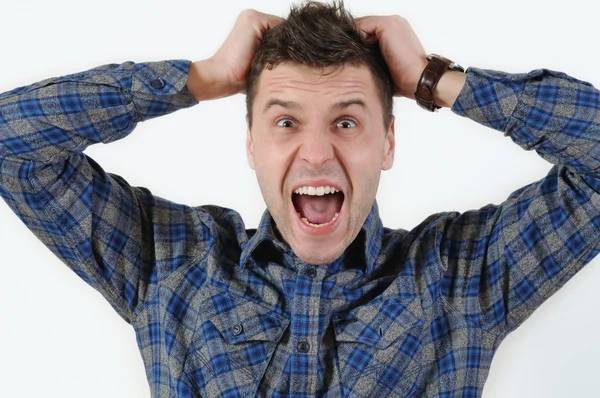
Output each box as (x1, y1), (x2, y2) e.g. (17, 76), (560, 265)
(130, 60), (198, 121)
(451, 67), (528, 133)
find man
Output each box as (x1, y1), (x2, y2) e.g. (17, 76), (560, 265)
(1, 1), (599, 397)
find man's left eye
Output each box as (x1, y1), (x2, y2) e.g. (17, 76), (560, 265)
(336, 119), (357, 129)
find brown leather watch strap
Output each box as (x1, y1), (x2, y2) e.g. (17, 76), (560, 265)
(414, 55), (453, 112)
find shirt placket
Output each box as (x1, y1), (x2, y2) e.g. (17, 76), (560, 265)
(289, 263), (323, 395)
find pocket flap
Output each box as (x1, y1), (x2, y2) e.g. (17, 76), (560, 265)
(206, 295), (289, 345)
(333, 297), (423, 349)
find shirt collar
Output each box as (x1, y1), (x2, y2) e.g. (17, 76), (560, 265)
(240, 201), (383, 273)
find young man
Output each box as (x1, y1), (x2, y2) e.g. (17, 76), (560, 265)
(1, 1), (599, 397)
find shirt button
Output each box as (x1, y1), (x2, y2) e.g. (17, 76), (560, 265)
(232, 324), (243, 336)
(150, 78), (165, 89)
(305, 267), (317, 278)
(297, 341), (310, 353)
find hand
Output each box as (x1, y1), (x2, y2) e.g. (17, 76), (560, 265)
(188, 10), (283, 101)
(355, 15), (427, 99)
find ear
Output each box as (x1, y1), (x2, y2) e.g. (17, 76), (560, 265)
(381, 115), (395, 171)
(246, 115), (256, 170)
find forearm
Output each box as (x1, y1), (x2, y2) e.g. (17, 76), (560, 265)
(399, 58), (467, 108)
(187, 59), (244, 102)
(434, 70), (467, 108)
(0, 60), (201, 320)
(0, 60), (196, 165)
(452, 67), (600, 176)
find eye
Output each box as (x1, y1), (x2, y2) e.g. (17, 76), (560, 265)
(336, 119), (357, 129)
(276, 118), (296, 128)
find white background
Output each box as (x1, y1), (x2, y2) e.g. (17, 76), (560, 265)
(0, 0), (598, 396)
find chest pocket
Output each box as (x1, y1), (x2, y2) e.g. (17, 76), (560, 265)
(332, 297), (425, 398)
(183, 290), (289, 396)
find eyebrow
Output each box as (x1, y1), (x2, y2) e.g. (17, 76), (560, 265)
(262, 98), (368, 114)
(332, 99), (368, 112)
(263, 99), (301, 114)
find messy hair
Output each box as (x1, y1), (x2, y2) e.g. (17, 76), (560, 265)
(245, 1), (394, 129)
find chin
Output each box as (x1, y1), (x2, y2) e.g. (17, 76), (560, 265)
(292, 242), (346, 266)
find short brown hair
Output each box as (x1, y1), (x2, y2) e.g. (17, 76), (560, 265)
(246, 1), (394, 129)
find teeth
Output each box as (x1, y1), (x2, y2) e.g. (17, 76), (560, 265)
(300, 212), (340, 228)
(294, 185), (340, 196)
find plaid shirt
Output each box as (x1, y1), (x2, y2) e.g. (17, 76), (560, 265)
(1, 60), (600, 398)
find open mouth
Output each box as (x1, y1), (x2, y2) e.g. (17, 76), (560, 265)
(291, 185), (345, 228)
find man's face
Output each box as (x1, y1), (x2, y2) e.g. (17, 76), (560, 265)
(247, 62), (395, 265)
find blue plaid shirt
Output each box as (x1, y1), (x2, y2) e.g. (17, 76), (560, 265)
(1, 60), (600, 397)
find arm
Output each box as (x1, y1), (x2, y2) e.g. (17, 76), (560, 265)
(439, 68), (600, 336)
(0, 60), (199, 323)
(0, 10), (282, 323)
(357, 16), (600, 337)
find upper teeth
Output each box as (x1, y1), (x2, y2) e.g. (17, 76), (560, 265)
(294, 185), (340, 196)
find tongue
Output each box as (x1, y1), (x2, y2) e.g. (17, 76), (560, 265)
(295, 193), (343, 225)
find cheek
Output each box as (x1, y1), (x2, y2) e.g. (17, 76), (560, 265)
(252, 135), (277, 169)
(340, 141), (384, 197)
(342, 140), (385, 174)
(255, 168), (282, 213)
(256, 128), (300, 164)
(252, 137), (291, 194)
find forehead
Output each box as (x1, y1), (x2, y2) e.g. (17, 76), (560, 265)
(254, 62), (380, 104)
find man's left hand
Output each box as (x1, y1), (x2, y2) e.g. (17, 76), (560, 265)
(355, 15), (428, 99)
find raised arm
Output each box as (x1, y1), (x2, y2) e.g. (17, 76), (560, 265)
(441, 68), (600, 336)
(357, 15), (600, 337)
(0, 10), (282, 322)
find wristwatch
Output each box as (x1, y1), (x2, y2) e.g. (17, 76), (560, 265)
(414, 54), (464, 112)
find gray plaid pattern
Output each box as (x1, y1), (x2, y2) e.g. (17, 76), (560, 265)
(1, 61), (600, 397)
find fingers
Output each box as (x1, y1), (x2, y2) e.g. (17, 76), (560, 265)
(354, 15), (377, 33)
(252, 10), (284, 34)
(259, 12), (284, 30)
(355, 15), (384, 42)
(353, 14), (427, 98)
(355, 15), (410, 40)
(238, 9), (284, 37)
(207, 9), (285, 98)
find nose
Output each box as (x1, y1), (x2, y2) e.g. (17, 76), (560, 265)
(298, 128), (334, 167)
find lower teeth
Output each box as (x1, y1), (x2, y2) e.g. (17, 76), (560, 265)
(298, 212), (339, 228)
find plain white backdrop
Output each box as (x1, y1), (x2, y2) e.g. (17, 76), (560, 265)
(1, 0), (599, 396)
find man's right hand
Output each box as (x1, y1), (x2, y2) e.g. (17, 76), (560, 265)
(187, 9), (283, 102)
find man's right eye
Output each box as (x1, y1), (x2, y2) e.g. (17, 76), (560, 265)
(276, 118), (296, 128)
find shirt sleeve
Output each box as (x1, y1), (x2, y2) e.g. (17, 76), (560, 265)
(0, 60), (209, 323)
(439, 67), (600, 338)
